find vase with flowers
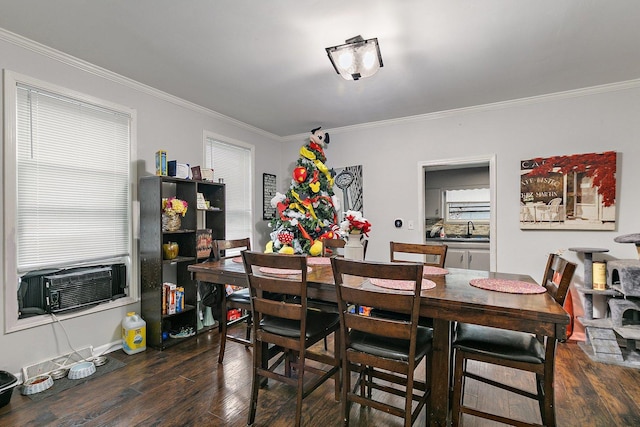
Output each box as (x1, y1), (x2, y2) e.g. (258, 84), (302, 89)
(162, 197), (188, 231)
(339, 210), (371, 260)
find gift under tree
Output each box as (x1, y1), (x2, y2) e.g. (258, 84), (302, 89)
(266, 127), (341, 256)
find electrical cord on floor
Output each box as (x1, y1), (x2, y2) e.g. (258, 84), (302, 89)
(50, 313), (120, 361)
(50, 312), (90, 364)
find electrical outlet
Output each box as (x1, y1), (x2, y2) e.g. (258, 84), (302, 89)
(408, 220), (415, 230)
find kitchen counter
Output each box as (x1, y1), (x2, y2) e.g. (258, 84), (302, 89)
(427, 235), (490, 245)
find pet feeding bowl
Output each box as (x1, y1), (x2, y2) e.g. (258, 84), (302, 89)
(21, 374), (53, 395)
(68, 362), (96, 380)
(50, 368), (69, 380)
(91, 355), (108, 367)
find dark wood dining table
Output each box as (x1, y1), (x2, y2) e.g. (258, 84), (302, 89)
(189, 257), (569, 427)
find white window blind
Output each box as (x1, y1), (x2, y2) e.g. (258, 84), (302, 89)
(445, 188), (490, 222)
(16, 84), (131, 272)
(205, 138), (252, 241)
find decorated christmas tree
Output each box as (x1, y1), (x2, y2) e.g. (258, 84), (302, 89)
(266, 127), (341, 256)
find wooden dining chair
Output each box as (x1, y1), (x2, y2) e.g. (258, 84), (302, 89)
(214, 238), (252, 364)
(331, 257), (433, 427)
(371, 241), (448, 325)
(390, 241), (448, 267)
(451, 253), (576, 427)
(242, 251), (340, 427)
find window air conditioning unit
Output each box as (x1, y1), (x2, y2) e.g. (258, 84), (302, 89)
(18, 264), (127, 317)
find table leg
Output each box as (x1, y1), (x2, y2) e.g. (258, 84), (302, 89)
(430, 318), (452, 426)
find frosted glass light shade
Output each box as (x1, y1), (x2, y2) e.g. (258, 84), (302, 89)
(326, 36), (383, 81)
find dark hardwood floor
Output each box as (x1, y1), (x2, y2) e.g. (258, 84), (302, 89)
(2, 325), (640, 426)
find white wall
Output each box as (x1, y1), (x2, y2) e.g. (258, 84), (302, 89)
(0, 32), (282, 375)
(281, 84), (640, 340)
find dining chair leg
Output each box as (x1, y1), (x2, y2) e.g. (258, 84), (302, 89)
(405, 373), (415, 427)
(333, 332), (341, 401)
(248, 339), (262, 426)
(542, 366), (556, 426)
(425, 352), (432, 426)
(285, 351), (293, 378)
(342, 358), (350, 426)
(245, 313), (252, 345)
(295, 357), (305, 427)
(218, 306), (228, 364)
(451, 350), (465, 427)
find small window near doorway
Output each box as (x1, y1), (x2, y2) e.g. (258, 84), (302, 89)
(444, 189), (490, 222)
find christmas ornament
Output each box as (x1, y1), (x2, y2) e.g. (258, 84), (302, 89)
(293, 167), (307, 183)
(309, 240), (323, 256)
(279, 245), (295, 254)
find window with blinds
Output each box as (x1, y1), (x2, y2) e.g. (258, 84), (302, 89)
(445, 188), (490, 222)
(204, 136), (253, 242)
(14, 82), (133, 273)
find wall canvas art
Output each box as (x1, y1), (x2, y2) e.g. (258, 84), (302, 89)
(333, 165), (364, 216)
(520, 151), (617, 230)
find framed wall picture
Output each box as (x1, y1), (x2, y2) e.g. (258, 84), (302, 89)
(520, 151), (617, 230)
(263, 173), (277, 220)
(191, 165), (202, 181)
(332, 165), (364, 214)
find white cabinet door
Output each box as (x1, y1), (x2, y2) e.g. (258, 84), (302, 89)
(468, 249), (490, 271)
(425, 188), (442, 218)
(445, 249), (467, 269)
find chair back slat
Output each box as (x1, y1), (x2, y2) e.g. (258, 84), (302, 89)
(340, 286), (414, 314)
(253, 298), (302, 321)
(390, 241), (448, 267)
(249, 275), (304, 297)
(345, 312), (413, 341)
(213, 238), (251, 260)
(244, 251), (306, 271)
(334, 257), (423, 281)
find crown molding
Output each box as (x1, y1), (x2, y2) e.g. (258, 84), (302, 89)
(0, 27), (279, 140)
(285, 78), (640, 141)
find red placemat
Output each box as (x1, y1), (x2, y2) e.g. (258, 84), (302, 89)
(231, 256), (243, 263)
(369, 278), (436, 291)
(258, 266), (312, 276)
(469, 278), (545, 294)
(423, 266), (449, 276)
(307, 257), (331, 265)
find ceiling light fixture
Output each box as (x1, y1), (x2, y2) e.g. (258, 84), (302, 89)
(326, 35), (383, 81)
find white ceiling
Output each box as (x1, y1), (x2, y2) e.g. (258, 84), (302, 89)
(1, 1), (639, 137)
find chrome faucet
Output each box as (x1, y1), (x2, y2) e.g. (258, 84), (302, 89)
(466, 221), (475, 237)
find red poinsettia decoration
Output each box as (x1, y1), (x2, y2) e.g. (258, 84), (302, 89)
(340, 210), (372, 236)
